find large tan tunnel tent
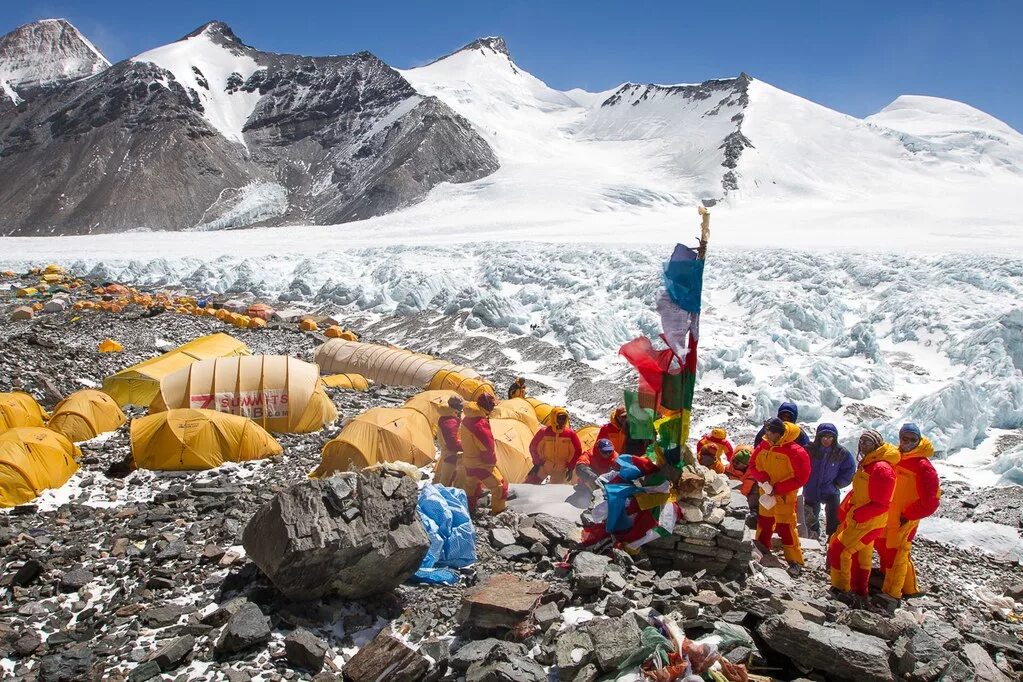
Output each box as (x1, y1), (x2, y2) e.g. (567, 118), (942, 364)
(102, 333), (250, 407)
(314, 340), (494, 400)
(0, 428), (81, 507)
(131, 409), (283, 471)
(48, 390), (127, 442)
(150, 355), (338, 434)
(312, 407), (436, 477)
(488, 418), (535, 484)
(0, 392), (47, 434)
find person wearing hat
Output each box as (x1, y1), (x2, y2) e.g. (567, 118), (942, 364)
(696, 428), (734, 471)
(876, 423), (941, 599)
(527, 407), (583, 484)
(748, 417), (811, 575)
(597, 406), (628, 454)
(434, 396), (464, 487)
(457, 392), (507, 515)
(574, 437), (620, 486)
(827, 429), (898, 598)
(752, 402), (810, 452)
(803, 423), (855, 540)
(507, 377), (527, 400)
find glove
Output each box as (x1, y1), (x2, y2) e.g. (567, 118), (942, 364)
(760, 481), (774, 495)
(760, 494), (777, 510)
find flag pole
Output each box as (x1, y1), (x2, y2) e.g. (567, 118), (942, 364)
(696, 205), (710, 259)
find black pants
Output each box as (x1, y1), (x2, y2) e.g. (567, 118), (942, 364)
(804, 494), (840, 539)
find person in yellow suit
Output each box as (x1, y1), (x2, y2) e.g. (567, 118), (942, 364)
(827, 430), (898, 598)
(434, 396), (464, 487)
(526, 407), (583, 484)
(748, 418), (811, 576)
(456, 392), (507, 515)
(877, 423), (941, 599)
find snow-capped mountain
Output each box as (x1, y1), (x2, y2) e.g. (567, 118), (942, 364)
(1, 20), (1020, 240)
(0, 19), (108, 104)
(0, 21), (496, 235)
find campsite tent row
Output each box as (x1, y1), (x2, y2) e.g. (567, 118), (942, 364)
(314, 339), (495, 401)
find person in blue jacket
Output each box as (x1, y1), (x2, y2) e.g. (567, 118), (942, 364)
(802, 422), (855, 539)
(753, 401), (811, 452)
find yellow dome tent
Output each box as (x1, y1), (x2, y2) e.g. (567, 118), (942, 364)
(488, 418), (536, 484)
(48, 390), (127, 442)
(103, 333), (250, 407)
(0, 392), (47, 434)
(150, 355), (337, 434)
(490, 398), (542, 433)
(314, 339), (494, 400)
(312, 407), (436, 477)
(577, 424), (600, 455)
(131, 408), (283, 471)
(321, 373), (370, 391)
(403, 390), (461, 433)
(0, 428), (81, 507)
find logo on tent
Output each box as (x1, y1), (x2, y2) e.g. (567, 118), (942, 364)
(189, 390), (289, 419)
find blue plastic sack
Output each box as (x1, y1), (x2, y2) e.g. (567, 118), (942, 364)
(411, 484), (477, 585)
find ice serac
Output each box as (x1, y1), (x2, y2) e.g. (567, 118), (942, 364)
(0, 20), (497, 235)
(0, 19), (109, 101)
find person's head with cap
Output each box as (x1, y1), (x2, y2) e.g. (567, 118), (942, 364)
(764, 417), (786, 444)
(554, 408), (570, 431)
(613, 405), (627, 427)
(777, 401), (799, 423)
(710, 427), (727, 441)
(816, 423), (838, 448)
(858, 429), (884, 459)
(899, 423), (922, 453)
(596, 438), (615, 455)
(477, 392), (496, 413)
(448, 395), (464, 413)
(699, 443), (720, 467)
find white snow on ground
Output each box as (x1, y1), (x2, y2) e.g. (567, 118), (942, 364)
(1, 77), (21, 104)
(132, 26), (264, 147)
(918, 516), (1023, 562)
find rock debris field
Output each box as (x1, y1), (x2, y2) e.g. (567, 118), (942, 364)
(2, 274), (1023, 682)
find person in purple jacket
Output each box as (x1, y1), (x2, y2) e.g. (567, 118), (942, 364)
(803, 423), (855, 540)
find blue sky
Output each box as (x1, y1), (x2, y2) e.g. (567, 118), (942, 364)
(7, 0), (1021, 130)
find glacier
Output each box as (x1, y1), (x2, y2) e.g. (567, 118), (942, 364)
(4, 243), (1020, 475)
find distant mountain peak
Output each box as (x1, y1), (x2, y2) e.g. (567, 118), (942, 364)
(183, 20), (246, 47)
(425, 36), (511, 66)
(0, 17), (109, 93)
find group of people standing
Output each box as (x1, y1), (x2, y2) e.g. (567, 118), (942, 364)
(700, 401), (941, 602)
(432, 381), (940, 604)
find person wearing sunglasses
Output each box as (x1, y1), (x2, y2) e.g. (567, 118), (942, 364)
(876, 423), (941, 599)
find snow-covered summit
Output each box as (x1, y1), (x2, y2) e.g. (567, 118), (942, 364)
(0, 18), (108, 99)
(131, 21), (264, 147)
(868, 94), (1022, 140)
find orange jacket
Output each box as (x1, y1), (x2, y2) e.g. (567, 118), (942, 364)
(459, 402), (496, 466)
(697, 429), (734, 463)
(596, 408), (627, 454)
(886, 438), (941, 534)
(529, 409), (583, 470)
(839, 444), (899, 524)
(748, 423), (811, 496)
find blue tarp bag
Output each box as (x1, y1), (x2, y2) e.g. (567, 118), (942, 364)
(412, 484), (477, 585)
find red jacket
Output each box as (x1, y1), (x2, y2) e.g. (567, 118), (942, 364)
(529, 426), (583, 470)
(438, 415), (463, 455)
(898, 456), (941, 520)
(597, 421), (626, 454)
(461, 415), (497, 466)
(575, 447), (619, 476)
(697, 431), (734, 463)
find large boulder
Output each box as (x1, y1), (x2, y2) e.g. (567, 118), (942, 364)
(242, 471), (429, 601)
(758, 610), (895, 682)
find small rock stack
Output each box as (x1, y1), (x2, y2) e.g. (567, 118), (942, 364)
(643, 466), (753, 578)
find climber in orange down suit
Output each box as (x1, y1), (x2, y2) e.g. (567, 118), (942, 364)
(748, 418), (811, 576)
(827, 429), (898, 597)
(457, 392), (507, 514)
(526, 407), (583, 484)
(876, 423), (941, 599)
(434, 395), (464, 487)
